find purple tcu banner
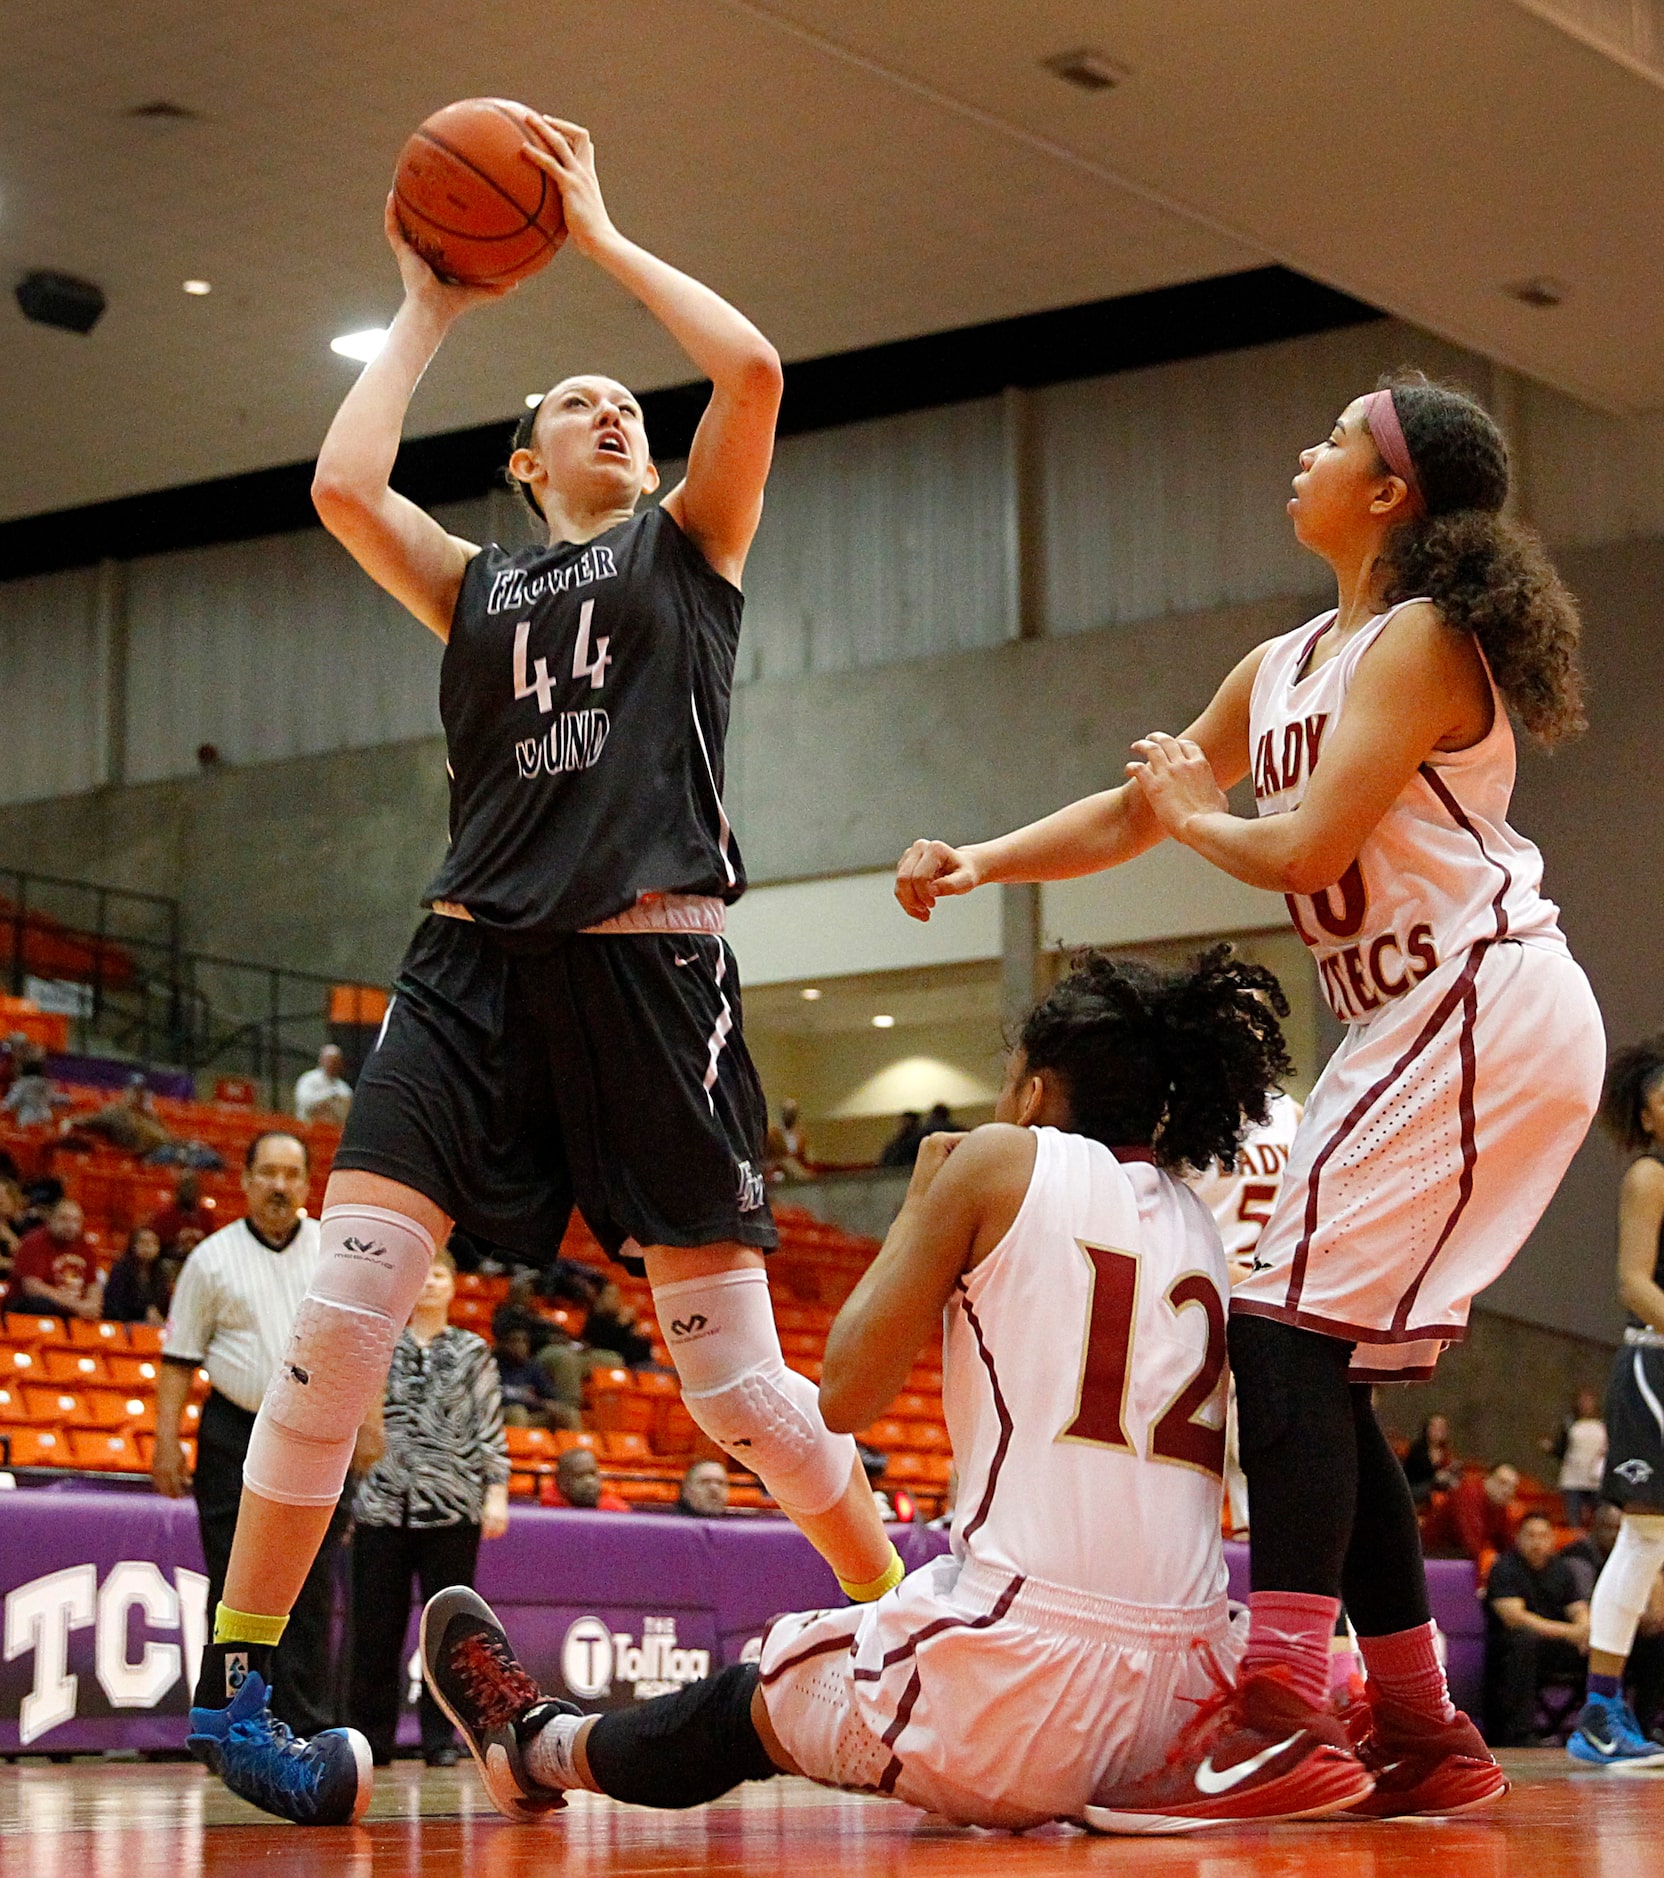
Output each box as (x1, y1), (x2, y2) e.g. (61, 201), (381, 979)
(0, 1488), (1484, 1754)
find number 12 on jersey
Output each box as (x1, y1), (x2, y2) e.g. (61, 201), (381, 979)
(1058, 1242), (1228, 1477)
(514, 600), (612, 713)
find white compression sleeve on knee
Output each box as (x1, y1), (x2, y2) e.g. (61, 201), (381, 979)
(242, 1205), (435, 1508)
(1589, 1513), (1664, 1660)
(654, 1268), (857, 1519)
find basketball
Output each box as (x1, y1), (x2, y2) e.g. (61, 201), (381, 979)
(393, 97), (566, 287)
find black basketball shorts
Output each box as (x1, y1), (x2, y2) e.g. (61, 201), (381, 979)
(1603, 1338), (1664, 1511)
(334, 915), (776, 1277)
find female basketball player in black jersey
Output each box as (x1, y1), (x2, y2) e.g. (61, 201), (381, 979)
(186, 110), (893, 1826)
(1565, 1038), (1664, 1768)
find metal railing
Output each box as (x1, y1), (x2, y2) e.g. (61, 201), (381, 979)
(0, 864), (355, 1111)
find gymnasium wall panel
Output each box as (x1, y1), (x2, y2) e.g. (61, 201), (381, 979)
(0, 565), (107, 804)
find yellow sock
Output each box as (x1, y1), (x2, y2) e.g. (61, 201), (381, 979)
(213, 1603), (289, 1647)
(838, 1544), (905, 1604)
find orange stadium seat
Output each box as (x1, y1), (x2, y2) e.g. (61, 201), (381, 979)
(0, 1383), (27, 1423)
(41, 1348), (111, 1385)
(6, 1427), (68, 1467)
(504, 1426), (556, 1461)
(107, 1354), (160, 1388)
(1, 1347), (39, 1379)
(552, 1429), (599, 1454)
(22, 1385), (88, 1423)
(651, 1398), (697, 1454)
(599, 1432), (651, 1464)
(126, 1324), (165, 1355)
(69, 1429), (144, 1471)
(2, 1313), (64, 1344)
(134, 1433), (195, 1472)
(63, 1389), (135, 1430)
(67, 1318), (126, 1351)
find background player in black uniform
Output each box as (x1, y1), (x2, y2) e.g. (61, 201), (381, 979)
(185, 108), (895, 1826)
(1566, 1037), (1664, 1768)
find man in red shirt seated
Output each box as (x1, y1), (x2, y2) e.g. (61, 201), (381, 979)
(149, 1170), (216, 1253)
(1422, 1462), (1523, 1563)
(546, 1446), (629, 1513)
(3, 1196), (103, 1320)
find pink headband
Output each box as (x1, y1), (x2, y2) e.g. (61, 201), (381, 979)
(1361, 388), (1425, 516)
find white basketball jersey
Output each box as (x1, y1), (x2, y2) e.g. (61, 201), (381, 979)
(1249, 602), (1566, 1024)
(1190, 1091), (1303, 1262)
(944, 1127), (1230, 1610)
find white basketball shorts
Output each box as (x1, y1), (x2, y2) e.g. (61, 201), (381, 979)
(1233, 940), (1603, 1382)
(756, 1553), (1243, 1830)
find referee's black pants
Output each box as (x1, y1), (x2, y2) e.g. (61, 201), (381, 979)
(348, 1520), (481, 1763)
(193, 1390), (352, 1737)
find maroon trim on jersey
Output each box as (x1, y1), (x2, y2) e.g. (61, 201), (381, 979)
(954, 1282), (1014, 1546)
(870, 1574), (1026, 1795)
(1417, 762), (1513, 940)
(1282, 944), (1489, 1312)
(1391, 973), (1481, 1331)
(1230, 1295), (1470, 1347)
(1292, 618), (1335, 686)
(758, 1617), (866, 1688)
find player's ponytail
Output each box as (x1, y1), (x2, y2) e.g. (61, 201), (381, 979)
(1600, 1036), (1664, 1152)
(1368, 371), (1586, 747)
(1016, 945), (1293, 1174)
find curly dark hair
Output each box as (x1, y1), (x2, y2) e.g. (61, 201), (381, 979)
(1366, 371), (1586, 747)
(1600, 1035), (1664, 1152)
(1016, 945), (1294, 1174)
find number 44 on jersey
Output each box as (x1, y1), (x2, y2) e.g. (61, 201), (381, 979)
(514, 599), (611, 711)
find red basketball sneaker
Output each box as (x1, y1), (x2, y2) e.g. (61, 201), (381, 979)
(1344, 1696), (1508, 1818)
(1083, 1667), (1374, 1835)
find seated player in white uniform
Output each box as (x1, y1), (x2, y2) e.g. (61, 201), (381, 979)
(421, 946), (1374, 1833)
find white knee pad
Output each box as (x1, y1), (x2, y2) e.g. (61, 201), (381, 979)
(654, 1268), (857, 1519)
(1590, 1513), (1664, 1659)
(243, 1205), (435, 1508)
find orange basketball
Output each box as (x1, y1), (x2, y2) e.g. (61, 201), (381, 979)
(393, 97), (566, 288)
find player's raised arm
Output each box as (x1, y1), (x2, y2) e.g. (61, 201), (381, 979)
(893, 641), (1265, 922)
(311, 198), (510, 641)
(820, 1126), (1035, 1433)
(519, 114), (782, 587)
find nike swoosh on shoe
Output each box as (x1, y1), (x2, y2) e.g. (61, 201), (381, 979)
(1194, 1733), (1303, 1795)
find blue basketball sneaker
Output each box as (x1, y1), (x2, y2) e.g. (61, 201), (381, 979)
(187, 1670), (373, 1824)
(1566, 1692), (1664, 1770)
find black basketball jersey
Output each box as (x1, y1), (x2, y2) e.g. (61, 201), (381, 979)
(422, 505), (747, 940)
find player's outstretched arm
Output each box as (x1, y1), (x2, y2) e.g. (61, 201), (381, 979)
(1129, 603), (1482, 894)
(893, 643), (1265, 922)
(1617, 1157), (1664, 1333)
(311, 198), (508, 640)
(519, 113), (782, 587)
(820, 1126), (1035, 1433)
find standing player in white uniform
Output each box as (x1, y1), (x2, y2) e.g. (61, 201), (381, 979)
(896, 372), (1604, 1824)
(1191, 1089), (1301, 1534)
(421, 948), (1376, 1832)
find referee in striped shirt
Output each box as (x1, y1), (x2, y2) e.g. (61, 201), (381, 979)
(155, 1130), (364, 1736)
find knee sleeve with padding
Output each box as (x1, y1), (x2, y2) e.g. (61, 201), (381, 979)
(243, 1205), (435, 1508)
(654, 1268), (857, 1519)
(1590, 1513), (1664, 1660)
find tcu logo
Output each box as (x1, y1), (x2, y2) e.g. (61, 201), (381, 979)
(669, 1314), (708, 1337)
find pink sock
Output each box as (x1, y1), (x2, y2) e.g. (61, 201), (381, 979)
(1242, 1591), (1341, 1711)
(1358, 1621), (1456, 1723)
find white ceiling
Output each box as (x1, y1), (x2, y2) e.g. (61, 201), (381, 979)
(2, 0), (1659, 523)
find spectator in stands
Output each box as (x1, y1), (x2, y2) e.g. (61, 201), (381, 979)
(150, 1170), (215, 1253)
(765, 1099), (813, 1182)
(2, 1044), (64, 1128)
(1422, 1461), (1523, 1562)
(493, 1325), (573, 1430)
(3, 1196), (102, 1320)
(0, 1167), (27, 1276)
(675, 1458), (731, 1517)
(1561, 1502), (1664, 1733)
(1485, 1511), (1591, 1745)
(535, 1253), (604, 1309)
(583, 1281), (656, 1370)
(294, 1044), (353, 1126)
(73, 1075), (175, 1155)
(1546, 1388), (1608, 1528)
(102, 1225), (167, 1325)
(349, 1243), (510, 1766)
(0, 1029), (30, 1096)
(1403, 1414), (1461, 1506)
(548, 1445), (629, 1513)
(917, 1102), (956, 1143)
(879, 1111), (924, 1169)
(153, 1130), (360, 1739)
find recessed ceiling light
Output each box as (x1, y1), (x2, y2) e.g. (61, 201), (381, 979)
(1043, 48), (1130, 92)
(799, 987), (822, 1001)
(1504, 276), (1568, 309)
(182, 279), (211, 296)
(331, 327), (389, 362)
(871, 1014), (895, 1029)
(524, 392), (543, 409)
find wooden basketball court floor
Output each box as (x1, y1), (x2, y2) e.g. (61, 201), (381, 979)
(3, 1754), (1660, 1878)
